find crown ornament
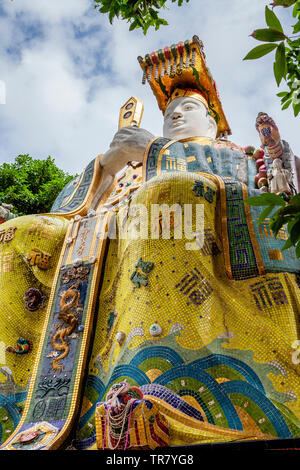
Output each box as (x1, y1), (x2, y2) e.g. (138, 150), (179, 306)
(137, 35), (231, 138)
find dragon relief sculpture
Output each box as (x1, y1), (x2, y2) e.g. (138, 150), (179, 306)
(51, 282), (81, 372)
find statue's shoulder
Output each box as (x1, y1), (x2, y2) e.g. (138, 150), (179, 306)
(212, 139), (246, 154)
(151, 137), (247, 155)
(50, 155), (102, 217)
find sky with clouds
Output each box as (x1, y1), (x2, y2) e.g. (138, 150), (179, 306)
(0, 0), (298, 175)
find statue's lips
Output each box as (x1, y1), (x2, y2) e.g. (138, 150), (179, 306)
(171, 120), (185, 128)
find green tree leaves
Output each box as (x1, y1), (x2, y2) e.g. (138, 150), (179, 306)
(250, 28), (286, 42)
(270, 0), (297, 7)
(274, 42), (287, 85)
(265, 4), (284, 31)
(244, 3), (300, 116)
(246, 192), (286, 207)
(243, 43), (278, 60)
(94, 0), (189, 34)
(0, 155), (75, 216)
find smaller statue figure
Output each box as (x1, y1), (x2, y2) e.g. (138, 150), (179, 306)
(95, 381), (169, 450)
(268, 157), (295, 195)
(255, 112), (281, 152)
(255, 111), (300, 193)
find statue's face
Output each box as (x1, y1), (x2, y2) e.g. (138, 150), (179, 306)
(163, 96), (217, 140)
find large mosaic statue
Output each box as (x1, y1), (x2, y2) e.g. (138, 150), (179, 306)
(1, 36), (300, 451)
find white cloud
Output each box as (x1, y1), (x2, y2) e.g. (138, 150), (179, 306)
(2, 0), (90, 23)
(0, 0), (299, 177)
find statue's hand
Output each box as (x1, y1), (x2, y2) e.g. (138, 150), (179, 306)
(100, 127), (154, 176)
(258, 124), (280, 147)
(255, 113), (281, 148)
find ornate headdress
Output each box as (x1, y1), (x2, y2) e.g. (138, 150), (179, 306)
(137, 35), (231, 138)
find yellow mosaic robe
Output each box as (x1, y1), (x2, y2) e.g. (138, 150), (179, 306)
(1, 141), (300, 449)
(82, 171), (300, 448)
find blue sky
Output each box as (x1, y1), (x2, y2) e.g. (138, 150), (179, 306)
(0, 0), (299, 175)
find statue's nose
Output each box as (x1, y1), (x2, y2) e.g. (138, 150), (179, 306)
(171, 111), (183, 120)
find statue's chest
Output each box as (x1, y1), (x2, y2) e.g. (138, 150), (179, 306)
(145, 139), (257, 188)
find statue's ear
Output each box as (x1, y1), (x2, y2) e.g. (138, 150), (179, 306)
(208, 114), (218, 138)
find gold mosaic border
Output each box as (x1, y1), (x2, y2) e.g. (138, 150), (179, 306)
(49, 212), (111, 450)
(2, 212), (111, 450)
(1, 220), (74, 449)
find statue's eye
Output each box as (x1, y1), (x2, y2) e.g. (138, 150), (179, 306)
(184, 105), (194, 111)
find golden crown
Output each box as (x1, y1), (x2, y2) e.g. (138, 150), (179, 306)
(137, 35), (231, 137)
